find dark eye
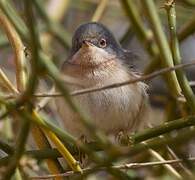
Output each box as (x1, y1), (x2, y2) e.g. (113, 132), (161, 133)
(99, 38), (107, 48)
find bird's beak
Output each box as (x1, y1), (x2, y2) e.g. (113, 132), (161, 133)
(82, 40), (94, 48)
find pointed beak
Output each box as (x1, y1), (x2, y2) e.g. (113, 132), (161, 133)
(82, 40), (94, 48)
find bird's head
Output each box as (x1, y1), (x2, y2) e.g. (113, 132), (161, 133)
(67, 22), (125, 69)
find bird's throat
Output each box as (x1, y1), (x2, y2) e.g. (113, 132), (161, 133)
(68, 45), (116, 69)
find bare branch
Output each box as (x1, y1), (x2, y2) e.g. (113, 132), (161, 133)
(71, 61), (195, 96)
(30, 156), (195, 179)
(2, 61), (195, 99)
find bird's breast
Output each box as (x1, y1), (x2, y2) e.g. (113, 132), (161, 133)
(56, 64), (148, 138)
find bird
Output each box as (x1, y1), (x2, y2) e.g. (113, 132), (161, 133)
(55, 22), (149, 141)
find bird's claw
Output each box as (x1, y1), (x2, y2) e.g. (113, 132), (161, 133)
(115, 131), (132, 145)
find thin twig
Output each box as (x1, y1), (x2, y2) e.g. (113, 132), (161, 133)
(0, 68), (18, 93)
(166, 146), (195, 178)
(144, 123), (183, 179)
(2, 61), (195, 99)
(70, 61), (195, 96)
(35, 86), (55, 111)
(147, 148), (182, 179)
(30, 156), (195, 179)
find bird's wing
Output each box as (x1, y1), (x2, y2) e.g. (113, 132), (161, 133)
(120, 49), (140, 70)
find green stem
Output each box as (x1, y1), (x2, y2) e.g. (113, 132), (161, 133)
(1, 115), (195, 167)
(142, 0), (181, 97)
(146, 15), (195, 74)
(120, 0), (159, 58)
(0, 0), (28, 41)
(166, 1), (195, 112)
(2, 115), (30, 180)
(22, 110), (76, 145)
(123, 128), (195, 158)
(132, 116), (195, 144)
(23, 0), (64, 175)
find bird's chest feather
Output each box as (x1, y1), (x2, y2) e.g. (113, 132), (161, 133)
(56, 65), (147, 138)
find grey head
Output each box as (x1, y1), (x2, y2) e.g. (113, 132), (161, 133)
(68, 22), (136, 69)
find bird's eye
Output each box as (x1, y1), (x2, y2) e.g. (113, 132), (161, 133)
(99, 38), (107, 48)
